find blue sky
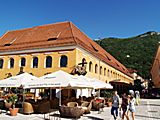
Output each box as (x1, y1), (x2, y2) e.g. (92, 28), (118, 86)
(0, 0), (160, 39)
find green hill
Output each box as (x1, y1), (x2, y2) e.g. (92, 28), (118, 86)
(96, 31), (160, 79)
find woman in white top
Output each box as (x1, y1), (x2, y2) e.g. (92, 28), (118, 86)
(127, 95), (135, 120)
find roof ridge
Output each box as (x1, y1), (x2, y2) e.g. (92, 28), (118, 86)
(4, 21), (71, 33)
(68, 22), (77, 45)
(0, 31), (10, 40)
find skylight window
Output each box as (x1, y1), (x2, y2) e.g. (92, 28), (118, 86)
(90, 43), (98, 52)
(4, 38), (17, 46)
(115, 62), (120, 67)
(105, 54), (111, 61)
(47, 32), (61, 41)
(122, 67), (125, 71)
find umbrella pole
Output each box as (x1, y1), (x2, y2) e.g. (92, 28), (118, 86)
(98, 89), (100, 97)
(68, 89), (69, 99)
(22, 88), (25, 107)
(59, 87), (61, 106)
(50, 88), (52, 100)
(80, 89), (82, 100)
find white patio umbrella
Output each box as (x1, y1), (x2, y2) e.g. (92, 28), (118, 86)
(25, 70), (92, 89)
(0, 72), (39, 88)
(77, 76), (113, 89)
(0, 73), (39, 105)
(77, 76), (113, 97)
(90, 78), (113, 89)
(90, 78), (113, 97)
(25, 70), (92, 106)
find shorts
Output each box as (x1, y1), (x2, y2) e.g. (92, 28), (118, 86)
(128, 107), (135, 113)
(122, 107), (128, 113)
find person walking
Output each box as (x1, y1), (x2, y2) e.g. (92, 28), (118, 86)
(120, 93), (129, 120)
(135, 90), (140, 105)
(111, 91), (120, 120)
(127, 95), (136, 120)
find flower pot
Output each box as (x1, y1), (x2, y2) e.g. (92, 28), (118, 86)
(106, 102), (112, 107)
(9, 108), (19, 116)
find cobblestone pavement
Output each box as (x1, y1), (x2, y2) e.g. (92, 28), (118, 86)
(134, 99), (160, 120)
(0, 99), (160, 120)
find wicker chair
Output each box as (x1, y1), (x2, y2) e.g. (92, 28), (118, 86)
(59, 106), (83, 119)
(49, 98), (59, 109)
(81, 101), (92, 114)
(92, 99), (105, 111)
(67, 102), (78, 107)
(23, 102), (34, 114)
(37, 101), (51, 119)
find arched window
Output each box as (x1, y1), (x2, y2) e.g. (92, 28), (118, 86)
(46, 56), (52, 68)
(95, 64), (98, 74)
(33, 57), (38, 68)
(100, 66), (102, 75)
(113, 72), (115, 78)
(89, 61), (92, 72)
(0, 59), (3, 69)
(115, 72), (117, 78)
(107, 69), (110, 77)
(21, 57), (26, 67)
(10, 58), (14, 68)
(111, 71), (112, 77)
(104, 68), (106, 76)
(60, 55), (68, 67)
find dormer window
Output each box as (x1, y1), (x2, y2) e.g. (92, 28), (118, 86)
(47, 32), (61, 41)
(4, 43), (12, 46)
(4, 38), (17, 46)
(122, 67), (125, 71)
(115, 62), (120, 67)
(90, 43), (98, 52)
(105, 54), (111, 61)
(48, 37), (58, 41)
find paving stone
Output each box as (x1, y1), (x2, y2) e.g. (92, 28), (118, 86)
(0, 99), (160, 120)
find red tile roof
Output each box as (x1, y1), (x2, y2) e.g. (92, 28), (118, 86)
(0, 21), (132, 78)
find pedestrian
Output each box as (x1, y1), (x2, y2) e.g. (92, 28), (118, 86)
(111, 91), (120, 120)
(127, 95), (136, 120)
(120, 93), (129, 120)
(129, 90), (134, 96)
(135, 90), (140, 105)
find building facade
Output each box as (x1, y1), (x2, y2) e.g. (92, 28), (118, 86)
(0, 21), (133, 92)
(151, 46), (160, 88)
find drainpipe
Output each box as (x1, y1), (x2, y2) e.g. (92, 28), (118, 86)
(99, 59), (101, 80)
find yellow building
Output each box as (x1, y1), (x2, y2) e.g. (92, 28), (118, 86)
(151, 46), (160, 88)
(0, 21), (133, 92)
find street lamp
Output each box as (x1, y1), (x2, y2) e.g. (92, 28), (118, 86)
(126, 55), (130, 67)
(126, 55), (130, 58)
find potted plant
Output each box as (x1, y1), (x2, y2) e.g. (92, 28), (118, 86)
(5, 94), (19, 116)
(101, 90), (113, 107)
(106, 98), (113, 107)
